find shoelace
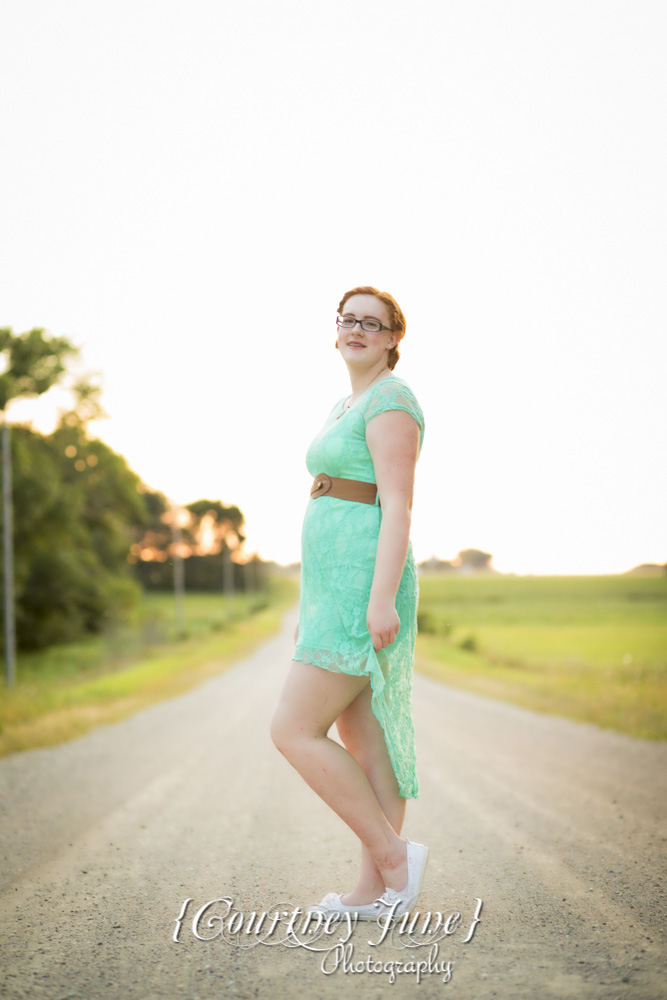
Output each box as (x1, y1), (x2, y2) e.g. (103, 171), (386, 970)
(378, 890), (405, 904)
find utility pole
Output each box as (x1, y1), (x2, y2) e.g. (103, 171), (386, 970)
(172, 512), (186, 638)
(223, 545), (234, 597)
(2, 419), (16, 685)
(0, 327), (78, 684)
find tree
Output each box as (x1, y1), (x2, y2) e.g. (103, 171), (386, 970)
(0, 327), (77, 412)
(130, 496), (250, 592)
(7, 417), (149, 650)
(183, 500), (246, 592)
(0, 328), (78, 681)
(184, 500), (245, 554)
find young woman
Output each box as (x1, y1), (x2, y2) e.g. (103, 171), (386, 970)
(271, 285), (427, 919)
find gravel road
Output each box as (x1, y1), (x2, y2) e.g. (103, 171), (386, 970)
(1, 607), (665, 1000)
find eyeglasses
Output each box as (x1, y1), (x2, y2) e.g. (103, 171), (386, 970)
(336, 315), (392, 333)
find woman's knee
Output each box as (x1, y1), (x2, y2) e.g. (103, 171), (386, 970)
(270, 705), (294, 755)
(270, 703), (316, 758)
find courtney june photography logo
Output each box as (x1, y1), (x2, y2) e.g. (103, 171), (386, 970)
(172, 896), (484, 985)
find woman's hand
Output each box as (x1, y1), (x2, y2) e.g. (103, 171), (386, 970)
(367, 599), (400, 651)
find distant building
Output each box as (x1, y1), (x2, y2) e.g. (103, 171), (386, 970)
(418, 556), (457, 574)
(625, 563), (667, 576)
(419, 549), (502, 575)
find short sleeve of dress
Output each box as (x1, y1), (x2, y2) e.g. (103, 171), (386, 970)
(361, 378), (425, 447)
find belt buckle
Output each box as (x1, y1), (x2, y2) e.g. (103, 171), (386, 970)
(311, 473), (333, 498)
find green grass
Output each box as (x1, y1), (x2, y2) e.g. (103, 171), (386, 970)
(415, 573), (667, 739)
(0, 577), (299, 757)
(3, 572), (664, 754)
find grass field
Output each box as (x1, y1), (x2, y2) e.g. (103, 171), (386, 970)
(415, 573), (667, 739)
(0, 577), (299, 758)
(2, 572), (665, 756)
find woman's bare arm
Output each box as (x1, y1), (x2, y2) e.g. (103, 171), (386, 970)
(365, 409), (420, 651)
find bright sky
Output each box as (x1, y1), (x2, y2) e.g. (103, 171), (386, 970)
(2, 0), (665, 574)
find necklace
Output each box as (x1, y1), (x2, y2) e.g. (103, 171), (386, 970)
(336, 368), (390, 419)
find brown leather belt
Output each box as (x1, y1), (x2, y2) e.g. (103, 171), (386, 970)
(310, 473), (379, 506)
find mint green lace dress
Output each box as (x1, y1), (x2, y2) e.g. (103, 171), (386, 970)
(293, 376), (425, 799)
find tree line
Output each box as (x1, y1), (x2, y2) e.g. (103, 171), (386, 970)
(1, 327), (255, 651)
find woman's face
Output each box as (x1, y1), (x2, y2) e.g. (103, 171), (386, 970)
(336, 294), (396, 367)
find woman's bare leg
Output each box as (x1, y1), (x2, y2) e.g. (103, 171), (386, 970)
(271, 661), (408, 897)
(335, 683), (406, 904)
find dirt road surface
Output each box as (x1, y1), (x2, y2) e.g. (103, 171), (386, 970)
(1, 607), (665, 999)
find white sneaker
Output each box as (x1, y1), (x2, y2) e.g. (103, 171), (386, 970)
(306, 892), (387, 921)
(379, 838), (429, 917)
